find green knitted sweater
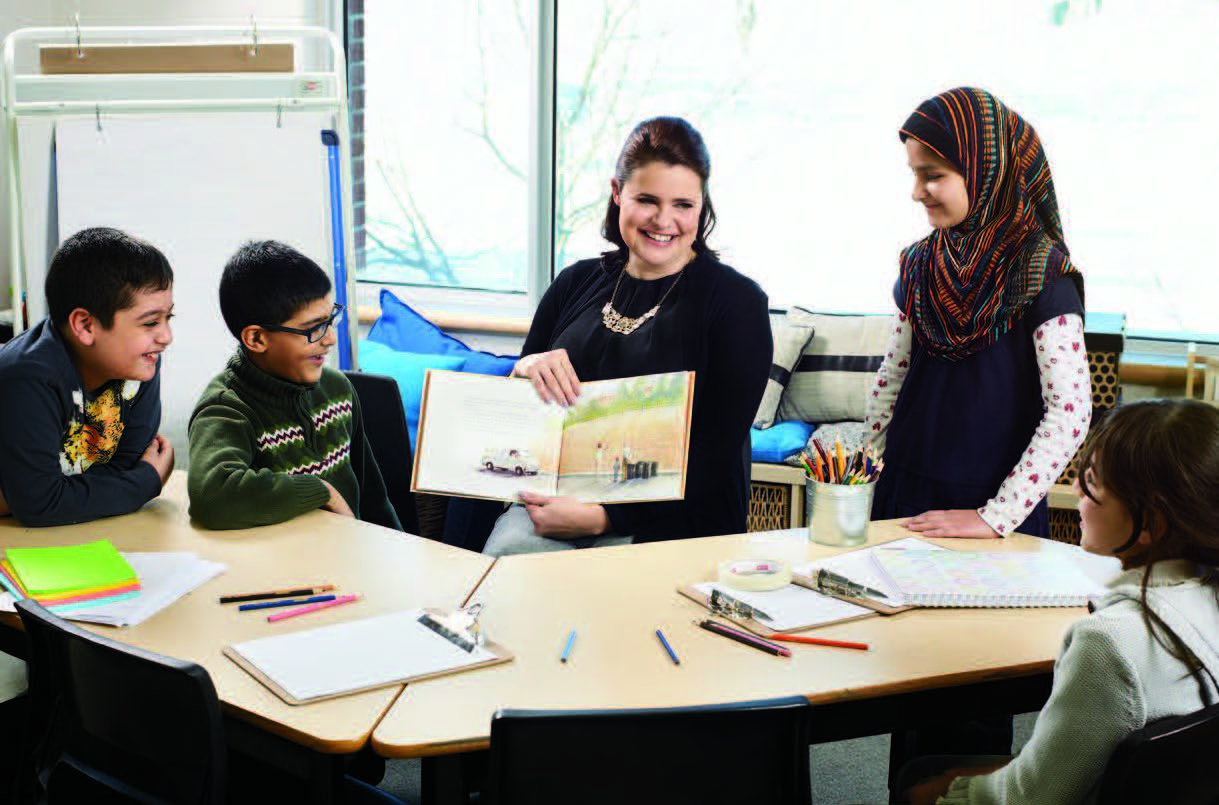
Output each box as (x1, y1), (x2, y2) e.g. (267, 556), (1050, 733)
(187, 350), (400, 531)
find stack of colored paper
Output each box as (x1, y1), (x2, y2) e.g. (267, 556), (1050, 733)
(0, 540), (141, 613)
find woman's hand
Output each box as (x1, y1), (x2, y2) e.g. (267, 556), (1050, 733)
(512, 349), (581, 406)
(903, 509), (1001, 538)
(519, 491), (609, 538)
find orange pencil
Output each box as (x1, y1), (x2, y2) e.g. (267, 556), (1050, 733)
(834, 440), (845, 482)
(768, 633), (869, 651)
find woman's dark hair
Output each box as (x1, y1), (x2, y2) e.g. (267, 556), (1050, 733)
(1077, 398), (1219, 687)
(600, 116), (718, 264)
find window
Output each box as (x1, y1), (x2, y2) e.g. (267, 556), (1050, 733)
(353, 0), (1219, 338)
(352, 0), (536, 296)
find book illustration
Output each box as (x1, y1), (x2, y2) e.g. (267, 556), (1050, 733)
(413, 370), (693, 504)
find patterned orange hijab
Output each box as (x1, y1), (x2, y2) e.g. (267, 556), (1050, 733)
(897, 87), (1084, 362)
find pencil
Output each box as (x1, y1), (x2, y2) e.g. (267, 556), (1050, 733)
(266, 594), (361, 623)
(767, 633), (869, 651)
(697, 619), (791, 658)
(655, 628), (680, 665)
(238, 594), (336, 612)
(560, 629), (577, 663)
(219, 584), (335, 604)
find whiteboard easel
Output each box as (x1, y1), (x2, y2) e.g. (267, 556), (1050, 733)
(1, 24), (358, 461)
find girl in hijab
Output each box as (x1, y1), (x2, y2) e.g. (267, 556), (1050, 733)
(867, 87), (1091, 541)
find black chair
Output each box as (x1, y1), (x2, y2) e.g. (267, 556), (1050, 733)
(15, 599), (228, 804)
(346, 371), (421, 536)
(484, 695), (813, 805)
(14, 601), (408, 805)
(1095, 700), (1219, 805)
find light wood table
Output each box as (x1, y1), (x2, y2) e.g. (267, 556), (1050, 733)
(0, 472), (495, 800)
(373, 521), (1116, 802)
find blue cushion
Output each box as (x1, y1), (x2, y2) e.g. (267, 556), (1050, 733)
(367, 289), (518, 376)
(359, 340), (467, 451)
(750, 420), (816, 464)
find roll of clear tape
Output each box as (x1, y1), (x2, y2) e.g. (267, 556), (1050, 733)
(717, 559), (792, 592)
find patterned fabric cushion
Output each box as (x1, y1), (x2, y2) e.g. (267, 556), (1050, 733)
(753, 307), (816, 429)
(777, 313), (892, 424)
(784, 421), (868, 467)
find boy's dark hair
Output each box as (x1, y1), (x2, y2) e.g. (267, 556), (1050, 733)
(46, 227), (174, 329)
(219, 241), (332, 339)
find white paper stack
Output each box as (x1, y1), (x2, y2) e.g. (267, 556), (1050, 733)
(65, 552), (226, 627)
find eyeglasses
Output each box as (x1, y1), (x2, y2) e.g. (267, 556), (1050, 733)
(260, 304), (344, 344)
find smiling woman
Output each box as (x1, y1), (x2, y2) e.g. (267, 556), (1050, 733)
(481, 117), (773, 557)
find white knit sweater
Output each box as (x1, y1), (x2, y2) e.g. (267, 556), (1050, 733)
(940, 560), (1219, 805)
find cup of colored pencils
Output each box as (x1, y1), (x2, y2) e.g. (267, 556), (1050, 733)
(800, 440), (881, 547)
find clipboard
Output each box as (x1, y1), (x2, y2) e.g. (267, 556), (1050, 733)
(224, 607), (513, 706)
(789, 573), (912, 616)
(677, 584), (877, 639)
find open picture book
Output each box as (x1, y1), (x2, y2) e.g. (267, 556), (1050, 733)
(412, 370), (694, 504)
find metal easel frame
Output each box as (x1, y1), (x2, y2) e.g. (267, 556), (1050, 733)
(0, 21), (358, 368)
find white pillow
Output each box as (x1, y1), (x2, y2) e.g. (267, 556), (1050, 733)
(777, 313), (892, 424)
(753, 307), (816, 429)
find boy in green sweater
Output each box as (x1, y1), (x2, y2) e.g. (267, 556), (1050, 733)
(187, 241), (401, 531)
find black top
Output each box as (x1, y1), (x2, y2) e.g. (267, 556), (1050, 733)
(0, 319), (163, 527)
(872, 276), (1084, 537)
(523, 253), (772, 542)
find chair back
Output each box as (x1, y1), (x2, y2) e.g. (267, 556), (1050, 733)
(1095, 700), (1219, 805)
(1185, 343), (1219, 403)
(485, 695), (812, 805)
(346, 371), (421, 535)
(15, 599), (227, 805)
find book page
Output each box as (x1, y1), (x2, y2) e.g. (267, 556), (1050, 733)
(555, 372), (692, 503)
(414, 371), (563, 499)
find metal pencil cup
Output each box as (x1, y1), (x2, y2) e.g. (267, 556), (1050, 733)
(805, 479), (875, 547)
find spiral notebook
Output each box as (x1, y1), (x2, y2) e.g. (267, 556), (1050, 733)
(870, 547), (1106, 608)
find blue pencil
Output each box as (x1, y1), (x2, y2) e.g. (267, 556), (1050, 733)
(238, 594), (337, 612)
(655, 628), (680, 665)
(560, 629), (577, 663)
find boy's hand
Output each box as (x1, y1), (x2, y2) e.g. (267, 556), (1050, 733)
(320, 480), (355, 518)
(140, 434), (175, 487)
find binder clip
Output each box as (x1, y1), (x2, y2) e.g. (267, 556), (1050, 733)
(418, 603), (484, 653)
(708, 588), (773, 622)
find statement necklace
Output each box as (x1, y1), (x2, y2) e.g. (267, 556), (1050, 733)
(601, 265), (687, 335)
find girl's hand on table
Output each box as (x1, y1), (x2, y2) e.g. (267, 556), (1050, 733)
(513, 349), (581, 406)
(903, 509), (1001, 538)
(519, 491), (609, 538)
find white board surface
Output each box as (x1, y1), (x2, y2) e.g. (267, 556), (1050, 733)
(53, 112), (336, 462)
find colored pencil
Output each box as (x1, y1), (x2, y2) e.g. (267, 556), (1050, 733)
(238, 594), (336, 612)
(266, 594), (361, 623)
(697, 619), (791, 658)
(219, 585), (335, 604)
(767, 633), (869, 651)
(560, 629), (577, 663)
(655, 628), (681, 665)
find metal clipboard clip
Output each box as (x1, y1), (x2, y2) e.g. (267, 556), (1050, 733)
(812, 569), (889, 601)
(708, 588), (773, 622)
(418, 603), (484, 653)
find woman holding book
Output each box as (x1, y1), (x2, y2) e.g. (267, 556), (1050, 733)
(482, 116), (772, 556)
(901, 399), (1219, 804)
